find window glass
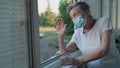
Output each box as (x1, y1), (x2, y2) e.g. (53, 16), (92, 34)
(38, 0), (74, 62)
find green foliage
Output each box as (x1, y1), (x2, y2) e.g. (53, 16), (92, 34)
(39, 12), (56, 27)
(59, 0), (74, 35)
(39, 0), (57, 27)
(39, 0), (74, 35)
(39, 13), (47, 26)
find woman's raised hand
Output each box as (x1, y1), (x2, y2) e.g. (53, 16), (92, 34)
(56, 18), (67, 37)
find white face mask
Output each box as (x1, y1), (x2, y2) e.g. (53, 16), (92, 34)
(72, 16), (86, 30)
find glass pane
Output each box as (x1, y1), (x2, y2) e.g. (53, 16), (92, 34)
(38, 0), (73, 62)
(38, 0), (120, 68)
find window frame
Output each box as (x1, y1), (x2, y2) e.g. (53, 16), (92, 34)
(27, 0), (41, 68)
(41, 50), (84, 68)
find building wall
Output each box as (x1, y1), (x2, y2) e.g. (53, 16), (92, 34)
(84, 0), (101, 19)
(76, 0), (101, 19)
(102, 0), (120, 30)
(117, 0), (120, 29)
(75, 0), (120, 30)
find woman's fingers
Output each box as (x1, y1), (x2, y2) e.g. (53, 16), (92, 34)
(57, 18), (60, 26)
(60, 56), (72, 65)
(56, 18), (61, 29)
(60, 18), (64, 25)
(56, 18), (66, 28)
(64, 24), (67, 28)
(56, 17), (66, 36)
(60, 56), (80, 66)
(58, 18), (64, 26)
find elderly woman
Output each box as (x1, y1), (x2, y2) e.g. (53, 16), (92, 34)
(56, 1), (120, 68)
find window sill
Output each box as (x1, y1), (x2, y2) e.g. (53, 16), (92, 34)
(41, 50), (86, 68)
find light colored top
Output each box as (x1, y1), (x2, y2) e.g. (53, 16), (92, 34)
(69, 17), (120, 62)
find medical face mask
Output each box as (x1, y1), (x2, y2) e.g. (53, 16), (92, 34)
(72, 16), (86, 30)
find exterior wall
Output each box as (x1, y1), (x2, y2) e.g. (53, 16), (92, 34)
(111, 0), (117, 29)
(84, 0), (101, 19)
(75, 0), (101, 19)
(75, 0), (120, 30)
(117, 0), (120, 29)
(102, 0), (120, 30)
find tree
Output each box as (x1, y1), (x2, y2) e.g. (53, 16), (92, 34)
(59, 0), (74, 35)
(39, 13), (47, 27)
(39, 0), (57, 27)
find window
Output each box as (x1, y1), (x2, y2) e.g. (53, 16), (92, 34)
(38, 0), (74, 63)
(38, 0), (60, 62)
(0, 0), (29, 68)
(39, 0), (120, 68)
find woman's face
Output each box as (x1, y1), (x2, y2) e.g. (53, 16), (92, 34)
(69, 6), (85, 20)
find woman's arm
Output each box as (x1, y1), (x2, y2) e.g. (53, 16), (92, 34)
(56, 18), (77, 53)
(58, 37), (77, 53)
(79, 30), (111, 63)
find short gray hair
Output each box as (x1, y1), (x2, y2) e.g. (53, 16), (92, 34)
(67, 2), (90, 14)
